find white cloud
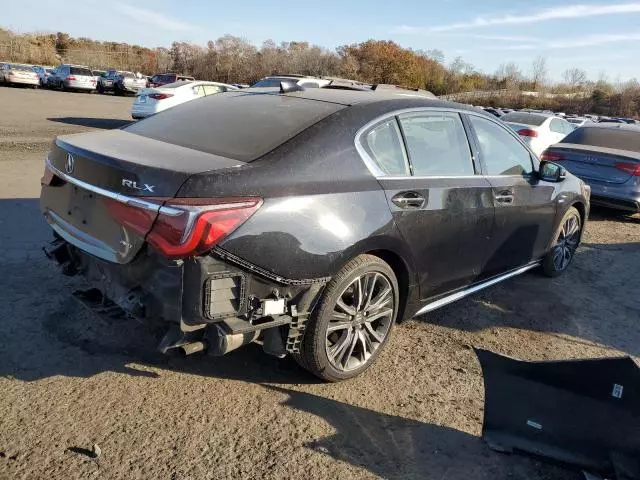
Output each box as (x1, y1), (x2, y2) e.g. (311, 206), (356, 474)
(113, 2), (198, 32)
(487, 32), (640, 50)
(428, 3), (640, 31)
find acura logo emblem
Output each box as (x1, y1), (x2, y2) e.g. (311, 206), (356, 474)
(65, 153), (75, 174)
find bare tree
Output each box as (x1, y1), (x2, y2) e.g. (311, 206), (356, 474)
(496, 61), (521, 90)
(563, 68), (588, 92)
(531, 56), (548, 91)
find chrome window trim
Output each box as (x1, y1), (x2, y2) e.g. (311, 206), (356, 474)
(355, 106), (539, 180)
(45, 153), (182, 216)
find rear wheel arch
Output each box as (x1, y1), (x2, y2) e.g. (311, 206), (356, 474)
(364, 249), (412, 323)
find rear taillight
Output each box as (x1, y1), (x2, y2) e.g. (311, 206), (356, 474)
(541, 151), (564, 162)
(517, 128), (539, 137)
(615, 162), (640, 176)
(148, 93), (174, 100)
(148, 197), (262, 259)
(66, 76), (76, 81)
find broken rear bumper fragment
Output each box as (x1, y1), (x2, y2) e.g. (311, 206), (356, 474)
(476, 348), (640, 479)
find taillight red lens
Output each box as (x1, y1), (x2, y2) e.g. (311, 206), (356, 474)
(615, 161), (640, 176)
(147, 198), (262, 259)
(103, 197), (164, 236)
(148, 93), (174, 100)
(517, 128), (539, 137)
(67, 76), (76, 81)
(541, 151), (564, 162)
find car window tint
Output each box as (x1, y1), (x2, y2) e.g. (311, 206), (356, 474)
(562, 127), (640, 151)
(126, 92), (344, 162)
(550, 119), (565, 134)
(361, 119), (409, 176)
(399, 112), (474, 176)
(470, 115), (533, 176)
(69, 67), (92, 76)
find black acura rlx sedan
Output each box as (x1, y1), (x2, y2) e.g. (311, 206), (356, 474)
(40, 86), (590, 381)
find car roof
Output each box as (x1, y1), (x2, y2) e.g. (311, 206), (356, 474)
(579, 123), (640, 132)
(267, 87), (454, 109)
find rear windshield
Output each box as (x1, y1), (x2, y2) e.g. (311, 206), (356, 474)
(121, 71), (135, 78)
(501, 112), (548, 126)
(70, 67), (93, 76)
(124, 92), (344, 161)
(562, 127), (640, 152)
(251, 77), (295, 88)
(567, 118), (584, 124)
(9, 64), (33, 72)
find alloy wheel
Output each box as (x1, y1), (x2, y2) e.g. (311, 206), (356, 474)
(325, 272), (394, 372)
(552, 213), (581, 271)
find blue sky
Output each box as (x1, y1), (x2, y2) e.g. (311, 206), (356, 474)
(3, 0), (640, 81)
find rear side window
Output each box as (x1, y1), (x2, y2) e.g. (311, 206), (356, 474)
(70, 67), (92, 76)
(562, 127), (640, 152)
(361, 119), (409, 176)
(550, 119), (566, 134)
(125, 92), (344, 162)
(470, 115), (534, 176)
(399, 112), (474, 176)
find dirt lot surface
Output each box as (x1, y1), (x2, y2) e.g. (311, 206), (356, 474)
(1, 87), (639, 480)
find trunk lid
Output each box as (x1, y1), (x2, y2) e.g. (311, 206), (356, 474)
(40, 129), (245, 264)
(548, 143), (640, 184)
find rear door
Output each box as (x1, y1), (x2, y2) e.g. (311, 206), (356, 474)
(467, 114), (557, 276)
(362, 110), (494, 299)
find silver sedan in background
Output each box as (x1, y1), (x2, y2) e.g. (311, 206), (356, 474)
(541, 124), (640, 213)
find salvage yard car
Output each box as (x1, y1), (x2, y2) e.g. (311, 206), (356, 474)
(48, 64), (96, 92)
(97, 69), (147, 95)
(131, 80), (238, 119)
(542, 123), (640, 213)
(0, 63), (40, 87)
(40, 86), (590, 381)
(502, 111), (574, 156)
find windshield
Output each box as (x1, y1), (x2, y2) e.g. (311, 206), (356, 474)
(125, 92), (344, 161)
(160, 81), (193, 89)
(567, 118), (584, 124)
(562, 127), (640, 151)
(501, 112), (548, 126)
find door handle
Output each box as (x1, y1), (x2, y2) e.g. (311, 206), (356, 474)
(392, 191), (425, 209)
(494, 190), (514, 204)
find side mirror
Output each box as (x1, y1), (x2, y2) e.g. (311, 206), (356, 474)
(539, 160), (567, 182)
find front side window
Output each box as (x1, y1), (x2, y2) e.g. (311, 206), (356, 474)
(469, 115), (534, 176)
(361, 119), (410, 176)
(399, 112), (474, 176)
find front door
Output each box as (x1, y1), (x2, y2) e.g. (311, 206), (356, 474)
(466, 114), (557, 277)
(359, 111), (494, 300)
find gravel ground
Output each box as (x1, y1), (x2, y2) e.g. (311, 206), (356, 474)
(0, 87), (639, 480)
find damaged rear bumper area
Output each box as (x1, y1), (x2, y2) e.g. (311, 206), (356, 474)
(43, 237), (326, 359)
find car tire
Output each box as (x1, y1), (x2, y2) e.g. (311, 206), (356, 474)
(541, 206), (582, 277)
(97, 84), (104, 94)
(293, 254), (399, 382)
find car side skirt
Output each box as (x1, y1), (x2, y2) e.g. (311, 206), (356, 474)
(414, 261), (541, 316)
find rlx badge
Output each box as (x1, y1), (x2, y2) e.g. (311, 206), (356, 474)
(122, 179), (155, 192)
